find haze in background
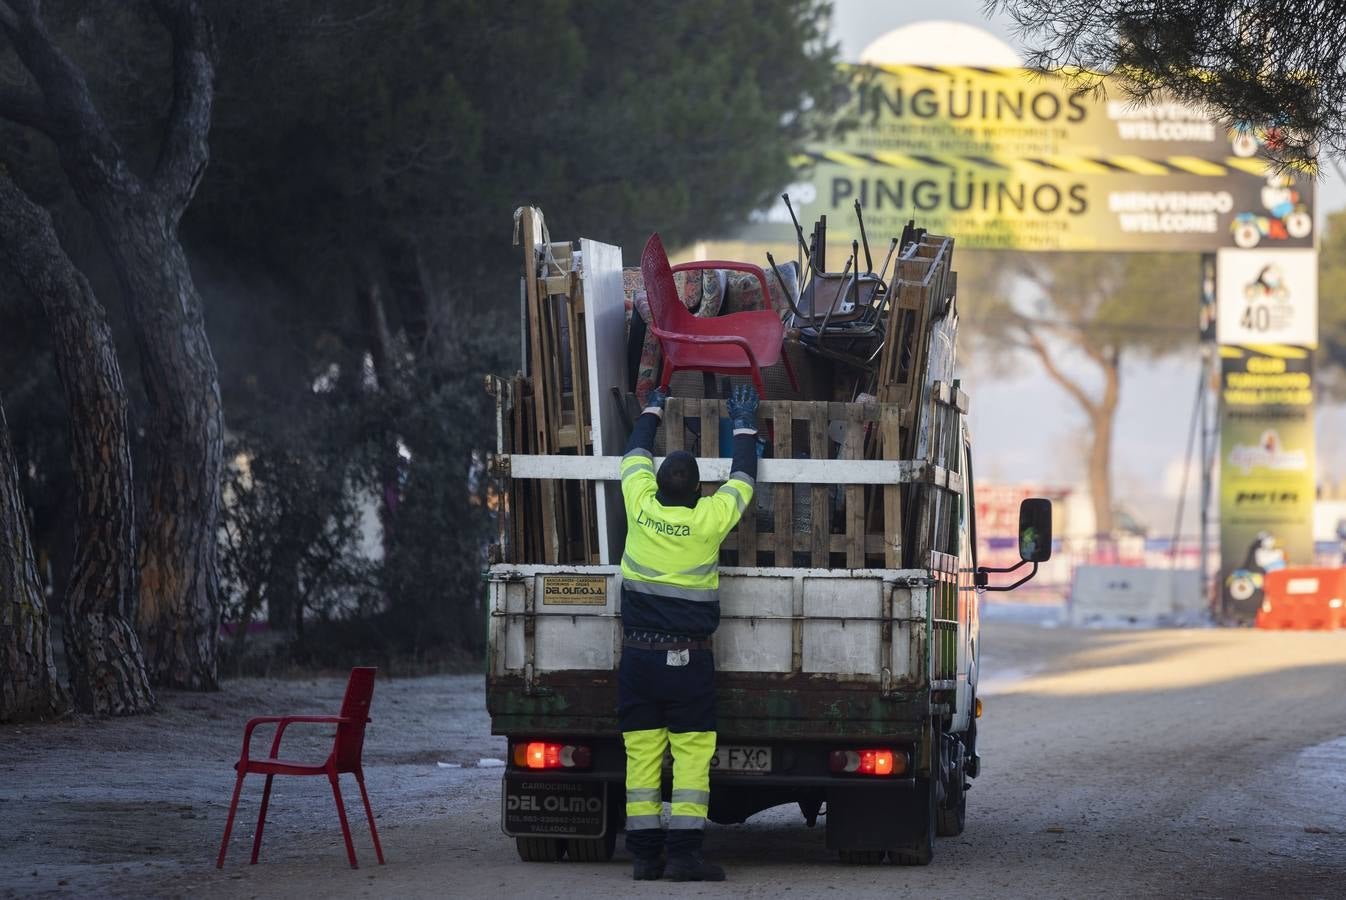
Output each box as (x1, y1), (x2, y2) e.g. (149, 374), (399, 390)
(827, 1), (1346, 537)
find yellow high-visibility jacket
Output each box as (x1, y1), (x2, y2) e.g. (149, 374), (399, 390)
(618, 434), (754, 637)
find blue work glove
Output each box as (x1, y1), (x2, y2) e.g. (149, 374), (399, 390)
(643, 386), (669, 417)
(727, 384), (759, 432)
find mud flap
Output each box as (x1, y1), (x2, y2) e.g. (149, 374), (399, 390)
(824, 782), (921, 851)
(502, 775), (607, 838)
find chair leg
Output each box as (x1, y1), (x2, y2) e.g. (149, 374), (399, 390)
(659, 358), (674, 392)
(216, 771), (246, 869)
(329, 773), (359, 869)
(250, 774), (274, 864)
(781, 347), (800, 393)
(355, 770), (385, 865)
(750, 366), (767, 400)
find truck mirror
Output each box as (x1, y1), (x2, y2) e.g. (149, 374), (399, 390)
(1018, 498), (1052, 563)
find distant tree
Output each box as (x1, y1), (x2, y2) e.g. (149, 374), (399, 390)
(190, 0), (840, 655)
(0, 394), (68, 722)
(0, 173), (154, 714)
(1317, 209), (1346, 398)
(1, 0), (841, 666)
(967, 251), (1196, 536)
(0, 0), (224, 689)
(991, 0), (1339, 163)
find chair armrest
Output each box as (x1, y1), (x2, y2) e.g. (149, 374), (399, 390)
(237, 715), (359, 762)
(670, 260), (773, 311)
(268, 715), (360, 758)
(239, 716), (288, 764)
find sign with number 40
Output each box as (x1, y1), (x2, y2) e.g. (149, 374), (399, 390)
(1216, 248), (1318, 347)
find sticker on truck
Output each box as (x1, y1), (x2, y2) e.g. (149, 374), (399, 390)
(501, 776), (607, 837)
(541, 574), (607, 606)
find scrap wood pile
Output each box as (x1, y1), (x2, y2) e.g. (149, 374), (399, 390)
(492, 203), (961, 570)
(494, 206), (599, 565)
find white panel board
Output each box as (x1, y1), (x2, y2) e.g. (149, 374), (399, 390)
(1216, 248), (1318, 346)
(533, 573), (619, 672)
(714, 575), (794, 672)
(580, 239), (629, 564)
(1069, 566), (1206, 624)
(801, 577), (883, 674)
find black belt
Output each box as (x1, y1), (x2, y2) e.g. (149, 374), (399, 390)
(623, 639), (713, 651)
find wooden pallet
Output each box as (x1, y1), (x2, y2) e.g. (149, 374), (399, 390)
(664, 398), (906, 569)
(874, 232), (956, 452)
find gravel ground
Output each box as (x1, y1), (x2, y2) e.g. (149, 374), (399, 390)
(2, 618), (1344, 899)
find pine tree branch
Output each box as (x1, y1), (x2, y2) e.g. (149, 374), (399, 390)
(1015, 317), (1100, 418)
(0, 0), (136, 196)
(0, 80), (51, 134)
(150, 0), (216, 215)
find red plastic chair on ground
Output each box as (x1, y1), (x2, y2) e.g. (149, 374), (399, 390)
(641, 233), (798, 398)
(216, 666), (384, 870)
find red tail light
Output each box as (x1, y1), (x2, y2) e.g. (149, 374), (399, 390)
(829, 748), (907, 777)
(512, 741), (592, 770)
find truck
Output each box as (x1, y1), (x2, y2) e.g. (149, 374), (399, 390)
(484, 207), (1051, 866)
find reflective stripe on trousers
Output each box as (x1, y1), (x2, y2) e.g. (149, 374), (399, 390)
(622, 727), (716, 830)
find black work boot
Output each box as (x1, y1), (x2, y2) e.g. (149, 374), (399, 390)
(632, 856), (665, 880)
(665, 852), (726, 882)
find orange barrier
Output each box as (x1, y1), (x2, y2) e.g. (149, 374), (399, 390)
(1256, 568), (1346, 631)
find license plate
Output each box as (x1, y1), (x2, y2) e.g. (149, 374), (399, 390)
(502, 776), (606, 837)
(710, 745), (772, 773)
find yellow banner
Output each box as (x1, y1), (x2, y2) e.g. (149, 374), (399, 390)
(738, 66), (1316, 253)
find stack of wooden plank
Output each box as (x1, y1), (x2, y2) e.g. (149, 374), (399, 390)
(507, 206), (599, 564)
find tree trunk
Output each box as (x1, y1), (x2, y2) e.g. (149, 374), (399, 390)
(0, 174), (155, 715)
(1087, 410), (1116, 537)
(103, 204), (224, 691)
(0, 397), (69, 722)
(1, 0), (224, 690)
(1088, 351), (1122, 538)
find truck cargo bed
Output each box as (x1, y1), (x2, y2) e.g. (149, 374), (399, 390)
(487, 563), (962, 740)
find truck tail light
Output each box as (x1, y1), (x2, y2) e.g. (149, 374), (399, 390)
(829, 748), (907, 777)
(512, 741), (592, 770)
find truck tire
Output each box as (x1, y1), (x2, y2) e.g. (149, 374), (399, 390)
(567, 831), (617, 862)
(515, 837), (567, 862)
(936, 790), (966, 837)
(838, 849), (887, 865)
(936, 731), (967, 837)
(889, 776), (935, 866)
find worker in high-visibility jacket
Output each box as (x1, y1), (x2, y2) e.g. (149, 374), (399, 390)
(618, 383), (758, 883)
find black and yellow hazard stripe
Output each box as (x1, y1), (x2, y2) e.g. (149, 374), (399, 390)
(1219, 345), (1312, 359)
(795, 149), (1278, 177)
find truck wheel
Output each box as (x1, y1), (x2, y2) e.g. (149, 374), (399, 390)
(515, 837), (567, 862)
(889, 776), (935, 866)
(936, 733), (967, 837)
(567, 831), (617, 862)
(936, 789), (966, 837)
(838, 849), (887, 865)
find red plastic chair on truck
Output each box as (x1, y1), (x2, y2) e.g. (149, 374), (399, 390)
(641, 233), (798, 398)
(216, 666), (385, 870)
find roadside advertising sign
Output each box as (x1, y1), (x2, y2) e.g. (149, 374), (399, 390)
(737, 65), (1315, 252)
(1215, 248), (1318, 347)
(1218, 345), (1316, 620)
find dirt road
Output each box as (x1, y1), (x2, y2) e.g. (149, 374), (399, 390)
(3, 618), (1344, 899)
